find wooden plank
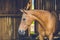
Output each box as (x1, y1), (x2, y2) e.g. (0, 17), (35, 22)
(0, 17), (12, 40)
(0, 14), (22, 17)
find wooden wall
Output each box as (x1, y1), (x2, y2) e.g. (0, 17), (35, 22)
(0, 17), (12, 40)
(34, 0), (56, 10)
(0, 0), (28, 40)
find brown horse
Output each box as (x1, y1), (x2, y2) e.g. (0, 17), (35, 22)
(18, 9), (57, 40)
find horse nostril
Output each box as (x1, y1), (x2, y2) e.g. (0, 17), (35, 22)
(18, 30), (25, 35)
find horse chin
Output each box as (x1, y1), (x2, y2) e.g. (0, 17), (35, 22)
(18, 30), (25, 35)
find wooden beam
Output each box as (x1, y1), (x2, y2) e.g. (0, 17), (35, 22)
(0, 14), (22, 17)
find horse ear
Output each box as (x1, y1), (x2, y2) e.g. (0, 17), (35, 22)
(20, 9), (28, 14)
(20, 9), (24, 12)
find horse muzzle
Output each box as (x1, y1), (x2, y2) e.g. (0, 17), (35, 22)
(18, 30), (25, 35)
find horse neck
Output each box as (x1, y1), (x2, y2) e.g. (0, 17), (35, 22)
(31, 12), (46, 30)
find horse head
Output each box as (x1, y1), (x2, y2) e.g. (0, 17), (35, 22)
(18, 9), (35, 35)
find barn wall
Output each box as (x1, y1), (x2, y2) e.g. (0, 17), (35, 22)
(0, 0), (28, 40)
(0, 17), (12, 40)
(34, 0), (56, 10)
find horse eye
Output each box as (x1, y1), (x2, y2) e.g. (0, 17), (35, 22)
(23, 18), (26, 21)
